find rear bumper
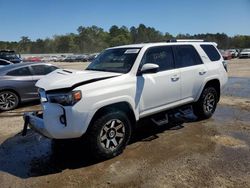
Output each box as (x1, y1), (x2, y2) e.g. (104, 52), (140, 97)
(23, 112), (53, 138)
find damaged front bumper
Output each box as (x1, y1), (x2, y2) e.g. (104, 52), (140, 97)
(22, 112), (52, 138)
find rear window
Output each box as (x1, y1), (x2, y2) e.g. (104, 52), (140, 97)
(200, 45), (221, 61)
(174, 45), (203, 68)
(31, 65), (58, 75)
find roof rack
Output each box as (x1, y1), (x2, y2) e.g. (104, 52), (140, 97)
(167, 39), (205, 43)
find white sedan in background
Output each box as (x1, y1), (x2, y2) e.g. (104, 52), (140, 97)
(239, 49), (250, 58)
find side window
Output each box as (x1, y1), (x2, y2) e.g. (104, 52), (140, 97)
(200, 44), (221, 61)
(174, 45), (203, 68)
(31, 65), (58, 75)
(7, 67), (32, 76)
(141, 46), (174, 72)
(0, 60), (9, 65)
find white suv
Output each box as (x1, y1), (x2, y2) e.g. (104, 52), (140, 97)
(23, 40), (228, 159)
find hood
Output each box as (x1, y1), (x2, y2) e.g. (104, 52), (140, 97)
(36, 69), (122, 91)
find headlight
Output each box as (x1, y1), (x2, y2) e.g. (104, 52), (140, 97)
(48, 90), (82, 106)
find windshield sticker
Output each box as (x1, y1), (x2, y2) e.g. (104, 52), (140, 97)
(124, 49), (140, 54)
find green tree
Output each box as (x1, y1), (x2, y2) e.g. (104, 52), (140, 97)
(109, 25), (131, 46)
(130, 24), (164, 43)
(18, 36), (31, 53)
(77, 25), (109, 53)
(30, 39), (45, 53)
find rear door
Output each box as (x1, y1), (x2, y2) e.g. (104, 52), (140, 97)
(138, 46), (181, 113)
(173, 45), (206, 100)
(30, 64), (58, 97)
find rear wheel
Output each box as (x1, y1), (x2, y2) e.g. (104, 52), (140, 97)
(86, 110), (132, 159)
(193, 87), (218, 119)
(0, 90), (19, 111)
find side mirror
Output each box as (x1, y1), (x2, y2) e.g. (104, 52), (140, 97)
(140, 63), (159, 74)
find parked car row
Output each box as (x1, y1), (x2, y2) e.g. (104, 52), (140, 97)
(219, 48), (250, 60)
(22, 53), (99, 63)
(219, 49), (233, 60)
(228, 49), (239, 58)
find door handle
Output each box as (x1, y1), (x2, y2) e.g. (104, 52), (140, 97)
(171, 75), (179, 81)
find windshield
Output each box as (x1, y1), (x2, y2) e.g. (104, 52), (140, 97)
(86, 48), (140, 73)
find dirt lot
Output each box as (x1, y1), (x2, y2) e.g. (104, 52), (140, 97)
(0, 59), (250, 188)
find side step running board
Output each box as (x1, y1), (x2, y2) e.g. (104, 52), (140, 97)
(151, 105), (194, 126)
(151, 113), (168, 126)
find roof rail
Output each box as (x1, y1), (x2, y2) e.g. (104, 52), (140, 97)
(167, 39), (205, 43)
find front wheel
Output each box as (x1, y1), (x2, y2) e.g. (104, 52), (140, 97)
(0, 90), (19, 111)
(86, 110), (132, 159)
(193, 87), (218, 120)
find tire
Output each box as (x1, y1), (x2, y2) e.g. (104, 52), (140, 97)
(0, 90), (19, 111)
(86, 110), (132, 159)
(193, 87), (218, 120)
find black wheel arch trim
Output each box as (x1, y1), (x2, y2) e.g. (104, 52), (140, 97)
(200, 79), (221, 102)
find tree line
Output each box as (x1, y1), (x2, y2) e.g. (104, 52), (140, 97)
(0, 24), (250, 54)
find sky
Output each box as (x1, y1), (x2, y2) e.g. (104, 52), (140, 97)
(0, 0), (250, 41)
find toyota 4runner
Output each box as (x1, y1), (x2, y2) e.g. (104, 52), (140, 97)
(23, 40), (228, 159)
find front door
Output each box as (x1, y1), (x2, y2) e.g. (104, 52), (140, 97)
(138, 46), (181, 113)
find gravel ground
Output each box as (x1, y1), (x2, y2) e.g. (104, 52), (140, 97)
(0, 59), (250, 188)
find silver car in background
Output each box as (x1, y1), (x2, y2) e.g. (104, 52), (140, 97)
(0, 62), (58, 111)
(239, 48), (250, 58)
